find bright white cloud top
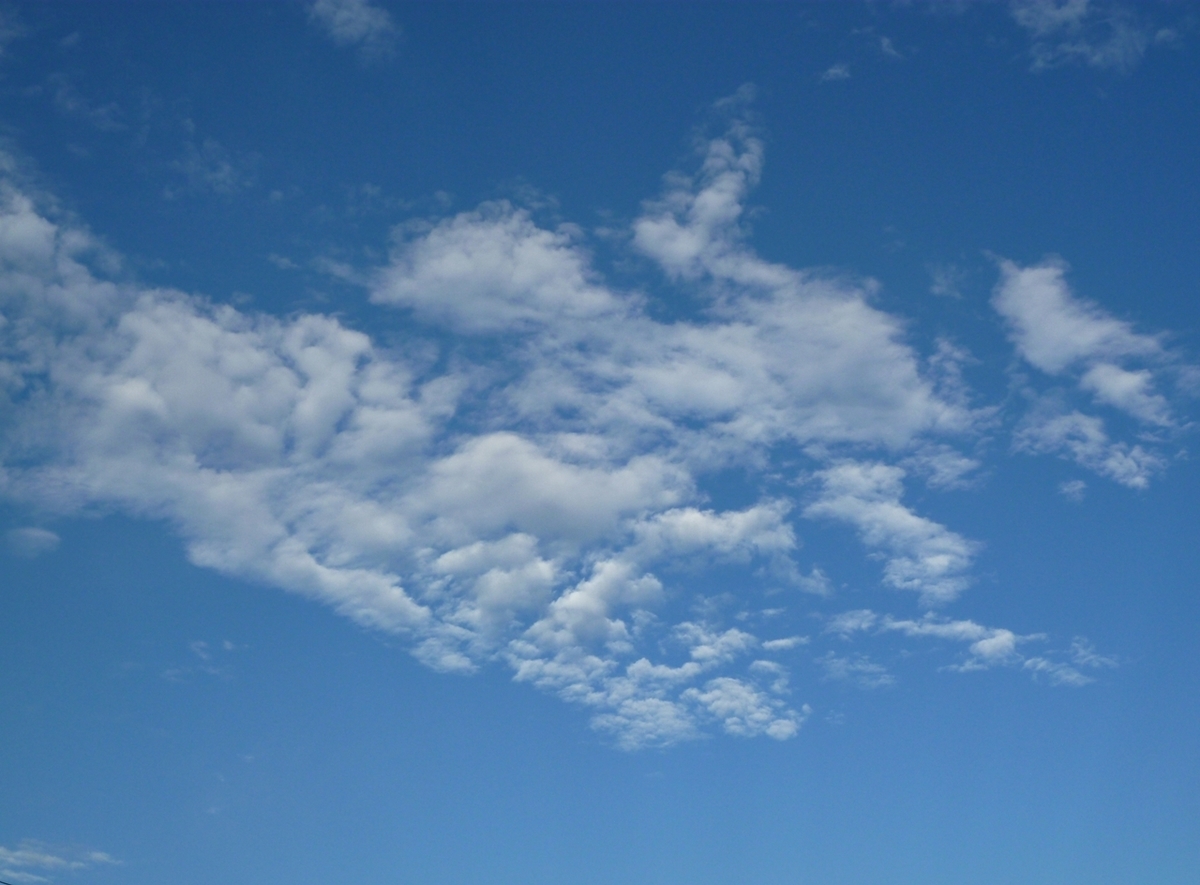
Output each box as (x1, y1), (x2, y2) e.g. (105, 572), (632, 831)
(0, 101), (1186, 748)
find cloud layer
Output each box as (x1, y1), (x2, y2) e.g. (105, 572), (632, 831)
(0, 104), (1160, 746)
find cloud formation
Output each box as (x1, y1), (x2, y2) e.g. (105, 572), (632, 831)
(805, 462), (979, 605)
(0, 841), (117, 884)
(5, 525), (59, 557)
(0, 101), (1147, 746)
(993, 258), (1189, 487)
(826, 609), (1108, 683)
(1010, 0), (1159, 72)
(308, 0), (398, 59)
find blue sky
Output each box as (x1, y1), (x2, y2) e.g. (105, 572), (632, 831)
(1, 1), (1198, 883)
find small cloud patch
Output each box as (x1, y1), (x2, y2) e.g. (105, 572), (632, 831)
(5, 527), (60, 558)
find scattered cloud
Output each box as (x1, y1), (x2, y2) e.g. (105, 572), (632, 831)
(161, 639), (238, 682)
(1013, 398), (1164, 488)
(0, 9), (24, 59)
(1058, 478), (1087, 501)
(825, 609), (1113, 683)
(0, 94), (1143, 747)
(0, 841), (118, 884)
(993, 258), (1162, 377)
(167, 133), (258, 197)
(820, 63), (851, 81)
(901, 443), (981, 490)
(994, 258), (1190, 486)
(761, 635), (808, 652)
(1069, 636), (1118, 669)
(805, 462), (980, 605)
(1010, 0), (1159, 72)
(374, 204), (617, 333)
(5, 527), (60, 557)
(308, 0), (398, 60)
(818, 651), (894, 688)
(928, 262), (966, 298)
(47, 73), (124, 132)
(883, 614), (1025, 669)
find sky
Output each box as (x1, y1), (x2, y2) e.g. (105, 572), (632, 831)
(1, 1), (1198, 883)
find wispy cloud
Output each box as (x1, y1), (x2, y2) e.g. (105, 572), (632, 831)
(1010, 0), (1163, 72)
(805, 462), (979, 606)
(1058, 478), (1087, 501)
(879, 36), (904, 59)
(5, 527), (60, 557)
(928, 262), (966, 298)
(818, 651), (894, 688)
(167, 131), (258, 197)
(47, 73), (125, 132)
(825, 608), (1114, 683)
(820, 63), (851, 82)
(993, 257), (1190, 486)
(0, 841), (118, 884)
(308, 0), (398, 60)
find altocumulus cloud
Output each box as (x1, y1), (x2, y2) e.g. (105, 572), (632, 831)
(0, 98), (1172, 747)
(0, 840), (118, 883)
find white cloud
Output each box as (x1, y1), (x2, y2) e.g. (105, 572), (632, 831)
(902, 444), (981, 490)
(826, 609), (879, 636)
(1070, 636), (1118, 669)
(1014, 400), (1163, 488)
(684, 677), (805, 740)
(821, 63), (851, 82)
(883, 615), (1023, 668)
(993, 258), (1161, 376)
(928, 262), (965, 298)
(1078, 362), (1170, 426)
(1022, 637), (1117, 685)
(0, 97), (1135, 747)
(0, 841), (118, 884)
(805, 462), (979, 605)
(5, 526), (59, 557)
(169, 136), (257, 197)
(373, 205), (618, 333)
(993, 258), (1187, 486)
(818, 652), (894, 688)
(1058, 478), (1087, 501)
(761, 635), (807, 651)
(1021, 656), (1089, 685)
(1011, 0), (1153, 72)
(824, 608), (1112, 683)
(308, 0), (398, 58)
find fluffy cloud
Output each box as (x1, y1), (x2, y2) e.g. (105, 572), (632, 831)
(373, 205), (618, 333)
(804, 462), (979, 605)
(0, 101), (1142, 746)
(993, 258), (1161, 376)
(993, 258), (1188, 485)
